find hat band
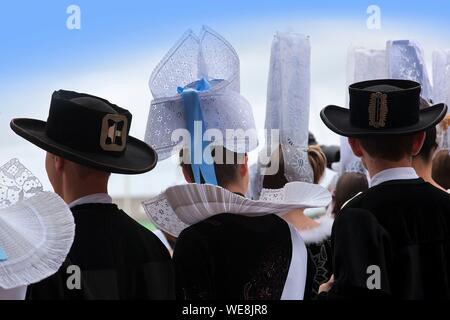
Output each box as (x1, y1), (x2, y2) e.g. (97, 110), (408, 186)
(46, 112), (128, 156)
(350, 90), (420, 129)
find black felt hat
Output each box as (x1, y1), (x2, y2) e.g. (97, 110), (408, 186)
(320, 79), (447, 137)
(10, 90), (158, 174)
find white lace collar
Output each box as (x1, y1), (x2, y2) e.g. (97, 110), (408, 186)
(142, 182), (331, 238)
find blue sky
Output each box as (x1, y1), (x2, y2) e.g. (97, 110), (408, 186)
(1, 0), (449, 81)
(1, 0), (449, 197)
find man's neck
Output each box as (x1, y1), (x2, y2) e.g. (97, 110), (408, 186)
(364, 156), (413, 178)
(60, 180), (108, 204)
(223, 183), (246, 196)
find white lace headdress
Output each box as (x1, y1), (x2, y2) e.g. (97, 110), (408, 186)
(433, 50), (450, 151)
(338, 137), (367, 176)
(145, 26), (258, 162)
(347, 47), (387, 87)
(0, 159), (75, 290)
(342, 46), (388, 176)
(251, 32), (313, 200)
(0, 158), (43, 208)
(341, 41), (434, 173)
(386, 40), (433, 102)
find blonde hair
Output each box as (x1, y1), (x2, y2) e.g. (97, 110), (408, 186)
(440, 115), (450, 132)
(432, 149), (450, 190)
(262, 144), (327, 188)
(307, 145), (327, 184)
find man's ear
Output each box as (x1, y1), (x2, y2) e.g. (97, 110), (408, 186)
(239, 154), (249, 178)
(348, 137), (364, 158)
(411, 131), (426, 156)
(54, 156), (65, 172)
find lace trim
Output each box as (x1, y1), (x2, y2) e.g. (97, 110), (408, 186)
(387, 40), (432, 100)
(0, 158), (43, 208)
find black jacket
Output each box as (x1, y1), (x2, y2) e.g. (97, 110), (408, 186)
(26, 203), (175, 300)
(325, 179), (450, 299)
(173, 213), (310, 300)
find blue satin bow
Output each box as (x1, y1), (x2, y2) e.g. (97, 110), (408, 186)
(0, 247), (7, 262)
(177, 78), (218, 185)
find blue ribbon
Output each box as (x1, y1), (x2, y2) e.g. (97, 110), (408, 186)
(0, 247), (7, 262)
(177, 78), (218, 185)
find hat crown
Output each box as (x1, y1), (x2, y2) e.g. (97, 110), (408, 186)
(70, 96), (117, 113)
(46, 90), (132, 157)
(365, 84), (401, 92)
(349, 79), (422, 130)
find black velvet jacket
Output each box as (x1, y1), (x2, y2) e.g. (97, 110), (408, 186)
(26, 203), (175, 300)
(325, 179), (450, 299)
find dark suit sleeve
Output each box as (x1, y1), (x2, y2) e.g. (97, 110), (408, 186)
(26, 270), (69, 300)
(172, 229), (215, 300)
(323, 208), (393, 299)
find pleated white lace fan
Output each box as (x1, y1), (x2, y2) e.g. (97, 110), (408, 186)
(0, 159), (75, 290)
(143, 182), (331, 237)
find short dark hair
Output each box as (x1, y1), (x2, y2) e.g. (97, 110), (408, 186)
(333, 172), (369, 216)
(358, 135), (416, 162)
(432, 149), (450, 190)
(262, 148), (288, 189)
(180, 147), (245, 187)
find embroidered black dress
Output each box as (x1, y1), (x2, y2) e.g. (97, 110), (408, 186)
(305, 239), (333, 299)
(324, 179), (450, 299)
(26, 203), (175, 300)
(173, 213), (306, 300)
(295, 216), (334, 299)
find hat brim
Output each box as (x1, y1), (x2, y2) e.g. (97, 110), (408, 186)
(320, 103), (447, 137)
(10, 119), (158, 175)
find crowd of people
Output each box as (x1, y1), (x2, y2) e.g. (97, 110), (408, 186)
(1, 27), (450, 300)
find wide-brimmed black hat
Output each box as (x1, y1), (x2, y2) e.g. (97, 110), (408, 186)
(321, 79), (447, 137)
(10, 90), (158, 174)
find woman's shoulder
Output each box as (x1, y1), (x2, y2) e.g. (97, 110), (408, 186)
(298, 215), (334, 245)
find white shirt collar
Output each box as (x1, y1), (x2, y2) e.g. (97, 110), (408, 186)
(69, 193), (113, 208)
(369, 167), (419, 188)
